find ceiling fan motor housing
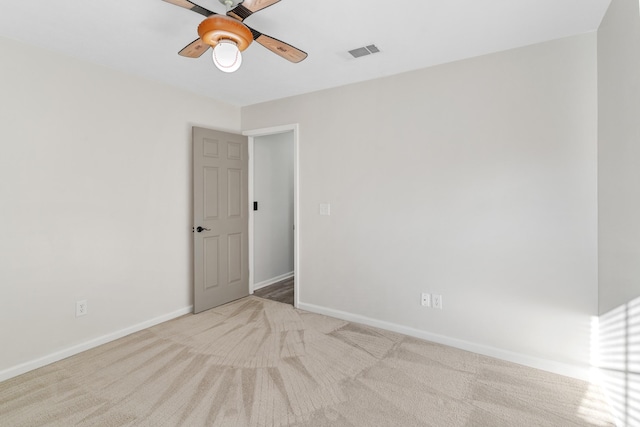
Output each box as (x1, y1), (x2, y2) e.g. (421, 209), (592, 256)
(198, 15), (253, 51)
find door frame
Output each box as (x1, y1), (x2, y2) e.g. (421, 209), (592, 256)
(244, 124), (300, 308)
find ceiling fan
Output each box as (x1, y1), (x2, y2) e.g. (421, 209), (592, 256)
(162, 0), (307, 73)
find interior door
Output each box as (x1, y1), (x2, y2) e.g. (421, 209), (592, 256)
(193, 126), (249, 313)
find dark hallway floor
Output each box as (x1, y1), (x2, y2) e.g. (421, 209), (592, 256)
(253, 277), (294, 305)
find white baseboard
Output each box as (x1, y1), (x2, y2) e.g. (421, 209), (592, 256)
(252, 271), (294, 292)
(297, 302), (592, 382)
(2, 302), (592, 384)
(0, 306), (193, 382)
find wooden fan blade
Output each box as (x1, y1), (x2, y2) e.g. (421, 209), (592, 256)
(179, 38), (210, 58)
(242, 0), (281, 11)
(253, 32), (307, 63)
(161, 0), (216, 17)
(227, 0), (280, 21)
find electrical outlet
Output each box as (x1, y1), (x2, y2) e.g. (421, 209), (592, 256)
(76, 300), (87, 317)
(421, 293), (431, 307)
(432, 294), (443, 309)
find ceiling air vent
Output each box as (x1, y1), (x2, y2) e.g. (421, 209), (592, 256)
(348, 44), (381, 58)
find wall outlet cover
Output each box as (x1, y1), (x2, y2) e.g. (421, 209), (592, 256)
(76, 300), (87, 317)
(433, 294), (442, 309)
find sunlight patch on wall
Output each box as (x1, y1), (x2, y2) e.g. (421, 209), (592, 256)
(597, 296), (640, 426)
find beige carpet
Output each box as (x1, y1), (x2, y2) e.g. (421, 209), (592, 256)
(0, 296), (614, 426)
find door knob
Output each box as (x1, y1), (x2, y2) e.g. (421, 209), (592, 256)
(196, 226), (210, 233)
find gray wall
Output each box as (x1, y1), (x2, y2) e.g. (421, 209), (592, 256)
(253, 132), (295, 286)
(0, 36), (241, 377)
(243, 34), (598, 376)
(598, 0), (640, 315)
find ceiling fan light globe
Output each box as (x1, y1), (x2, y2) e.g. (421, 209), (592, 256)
(212, 40), (242, 73)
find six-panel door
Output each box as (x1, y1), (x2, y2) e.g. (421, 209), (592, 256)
(193, 127), (249, 313)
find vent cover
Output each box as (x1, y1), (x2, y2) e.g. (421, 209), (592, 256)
(348, 44), (381, 58)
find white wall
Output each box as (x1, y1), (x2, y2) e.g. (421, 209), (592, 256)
(0, 36), (240, 378)
(597, 1), (640, 424)
(598, 0), (640, 315)
(253, 132), (294, 286)
(242, 34), (599, 376)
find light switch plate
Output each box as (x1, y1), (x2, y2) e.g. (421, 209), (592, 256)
(319, 203), (331, 216)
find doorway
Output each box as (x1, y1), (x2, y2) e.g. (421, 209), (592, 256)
(245, 125), (300, 307)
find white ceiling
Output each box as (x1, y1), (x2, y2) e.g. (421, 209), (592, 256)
(0, 0), (611, 107)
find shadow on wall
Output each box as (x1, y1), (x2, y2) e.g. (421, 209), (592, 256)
(598, 295), (640, 426)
